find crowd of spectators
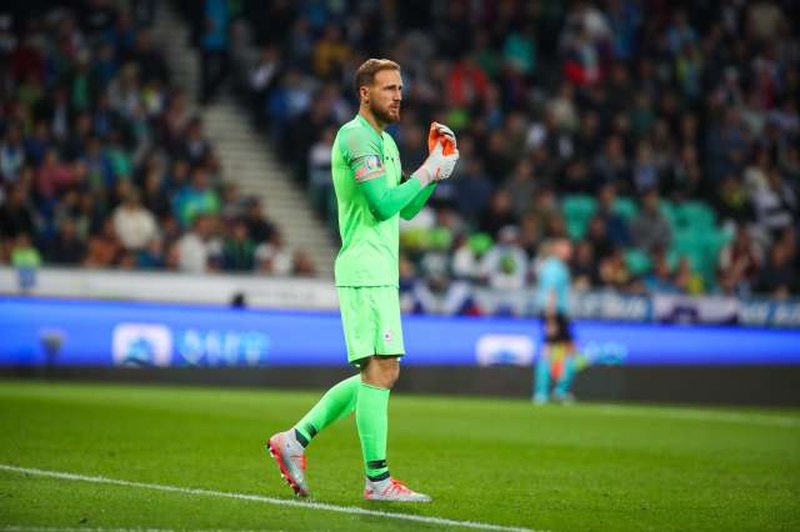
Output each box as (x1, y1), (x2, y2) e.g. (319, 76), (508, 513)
(234, 0), (799, 307)
(2, 1), (798, 309)
(0, 1), (315, 277)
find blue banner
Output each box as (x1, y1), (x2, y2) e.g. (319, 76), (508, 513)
(1, 297), (798, 367)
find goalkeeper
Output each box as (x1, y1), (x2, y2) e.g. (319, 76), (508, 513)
(268, 58), (459, 502)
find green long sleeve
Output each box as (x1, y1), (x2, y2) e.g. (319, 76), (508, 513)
(360, 174), (425, 221)
(400, 182), (437, 220)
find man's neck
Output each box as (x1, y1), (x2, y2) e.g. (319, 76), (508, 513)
(359, 106), (385, 135)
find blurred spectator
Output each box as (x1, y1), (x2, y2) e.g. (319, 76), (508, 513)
(308, 126), (335, 224)
(242, 198), (275, 244)
(452, 233), (492, 284)
(505, 160), (539, 218)
(83, 136), (115, 191)
(176, 214), (212, 273)
(1, 124), (26, 183)
(248, 45), (281, 126)
(83, 219), (121, 268)
(592, 135), (630, 192)
(755, 241), (796, 298)
(199, 0), (231, 104)
(631, 190), (672, 254)
(0, 185), (36, 239)
(478, 190), (518, 239)
(632, 140), (659, 193)
(45, 218), (86, 265)
(518, 211), (543, 259)
(313, 24), (351, 81)
(112, 188), (158, 251)
(129, 28), (168, 84)
(674, 257), (704, 295)
(136, 237), (166, 269)
(447, 53), (490, 108)
(36, 149), (76, 202)
(292, 249), (317, 277)
(454, 158), (493, 221)
(11, 233), (41, 292)
(585, 215), (615, 260)
(410, 272), (478, 316)
(752, 167), (797, 239)
(480, 226), (528, 290)
(644, 253), (678, 294)
(526, 187), (559, 233)
(141, 167), (171, 219)
(178, 118), (212, 165)
(714, 174), (755, 231)
(255, 231), (292, 275)
(222, 220), (256, 271)
(174, 166), (220, 227)
(24, 122), (52, 167)
(562, 24), (602, 86)
(560, 159), (594, 195)
(571, 240), (599, 291)
(718, 224), (762, 296)
(599, 247), (638, 293)
(596, 184), (631, 247)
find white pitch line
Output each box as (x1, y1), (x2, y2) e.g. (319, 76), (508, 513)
(587, 405), (800, 428)
(0, 465), (536, 532)
(2, 528), (206, 532)
(2, 528), (262, 532)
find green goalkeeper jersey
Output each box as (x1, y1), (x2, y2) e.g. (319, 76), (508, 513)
(332, 114), (404, 287)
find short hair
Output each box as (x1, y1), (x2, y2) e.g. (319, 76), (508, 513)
(354, 58), (401, 96)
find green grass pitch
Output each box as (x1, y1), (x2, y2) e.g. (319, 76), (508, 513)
(0, 380), (798, 531)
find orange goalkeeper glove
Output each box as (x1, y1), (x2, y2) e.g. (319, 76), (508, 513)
(427, 122), (457, 156)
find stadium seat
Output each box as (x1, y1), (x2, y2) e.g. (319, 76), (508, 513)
(613, 197), (638, 222)
(659, 200), (679, 230)
(566, 219), (588, 240)
(624, 248), (652, 276)
(671, 230), (704, 270)
(671, 227), (731, 287)
(675, 201), (716, 231)
(562, 195), (598, 221)
(562, 195), (597, 240)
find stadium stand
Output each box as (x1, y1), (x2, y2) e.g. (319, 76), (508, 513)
(0, 1), (314, 277)
(1, 1), (798, 309)
(226, 0), (798, 304)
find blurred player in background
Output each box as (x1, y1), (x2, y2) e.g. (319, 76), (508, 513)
(268, 59), (459, 502)
(534, 238), (578, 404)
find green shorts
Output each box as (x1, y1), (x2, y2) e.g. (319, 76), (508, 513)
(337, 286), (405, 365)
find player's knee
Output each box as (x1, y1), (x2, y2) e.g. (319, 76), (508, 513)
(375, 361), (399, 389)
(384, 363), (400, 388)
(363, 357), (400, 389)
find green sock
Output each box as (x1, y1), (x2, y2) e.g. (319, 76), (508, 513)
(293, 374), (360, 446)
(356, 382), (391, 481)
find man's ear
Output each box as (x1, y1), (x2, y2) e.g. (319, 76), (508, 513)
(360, 86), (370, 104)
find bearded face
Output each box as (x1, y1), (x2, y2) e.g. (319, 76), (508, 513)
(363, 69), (402, 125)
